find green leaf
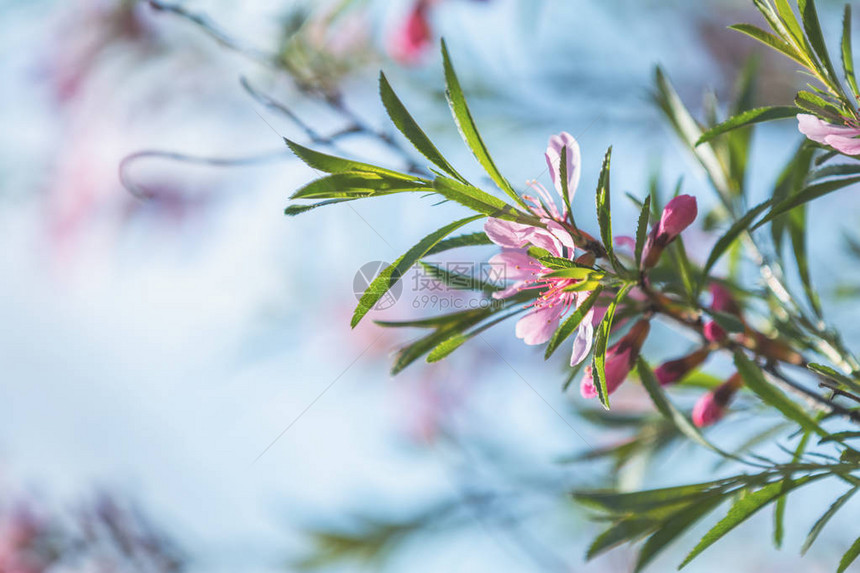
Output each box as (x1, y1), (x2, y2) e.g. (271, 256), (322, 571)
(634, 195), (651, 268)
(559, 145), (573, 219)
(284, 198), (354, 216)
(799, 0), (844, 95)
(595, 147), (624, 273)
(774, 0), (805, 43)
(574, 477), (739, 513)
(591, 284), (632, 409)
(733, 352), (827, 437)
(440, 40), (525, 209)
(418, 262), (501, 293)
(838, 536), (860, 573)
(290, 172), (430, 200)
(425, 232), (492, 256)
(653, 68), (733, 199)
(696, 106), (801, 145)
(795, 90), (845, 122)
(679, 473), (826, 568)
(802, 485), (859, 555)
(426, 309), (522, 362)
(379, 72), (466, 182)
(432, 176), (535, 223)
(587, 518), (657, 560)
(544, 287), (604, 359)
(388, 309), (493, 374)
(352, 215), (483, 328)
(843, 5), (860, 99)
(754, 176), (860, 229)
(634, 496), (725, 572)
(787, 204), (822, 317)
(284, 137), (420, 181)
(728, 24), (807, 67)
(807, 363), (860, 394)
(637, 357), (728, 456)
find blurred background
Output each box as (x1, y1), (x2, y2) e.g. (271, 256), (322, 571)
(1, 0), (859, 571)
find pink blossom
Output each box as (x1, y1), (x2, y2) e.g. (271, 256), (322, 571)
(389, 1), (433, 65)
(703, 321), (726, 343)
(797, 114), (860, 156)
(710, 283), (740, 315)
(692, 373), (742, 428)
(487, 133), (595, 364)
(580, 320), (650, 398)
(642, 195), (698, 268)
(654, 347), (710, 386)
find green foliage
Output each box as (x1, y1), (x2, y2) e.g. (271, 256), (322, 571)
(591, 284), (632, 409)
(351, 215), (483, 328)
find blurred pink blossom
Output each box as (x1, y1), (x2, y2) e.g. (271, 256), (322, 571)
(797, 114), (860, 156)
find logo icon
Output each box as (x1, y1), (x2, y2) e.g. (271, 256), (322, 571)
(353, 261), (403, 311)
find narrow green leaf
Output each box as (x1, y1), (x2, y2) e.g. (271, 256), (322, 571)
(595, 147), (624, 273)
(634, 195), (651, 268)
(733, 352), (827, 437)
(679, 473), (826, 568)
(379, 71), (466, 182)
(290, 172), (430, 200)
(696, 106), (801, 145)
(352, 215), (483, 328)
(418, 262), (501, 293)
(754, 176), (860, 228)
(819, 431), (860, 444)
(559, 145), (573, 218)
(728, 24), (807, 67)
(838, 536), (860, 573)
(807, 363), (860, 394)
(284, 137), (420, 181)
(425, 232), (492, 256)
(574, 477), (739, 513)
(795, 90), (845, 122)
(591, 284), (632, 409)
(587, 518), (657, 560)
(843, 5), (860, 99)
(432, 176), (536, 223)
(799, 0), (844, 96)
(788, 204), (823, 317)
(802, 485), (859, 555)
(774, 0), (805, 43)
(440, 40), (525, 208)
(634, 496), (725, 572)
(638, 357), (728, 456)
(284, 198), (353, 216)
(545, 287), (604, 359)
(426, 309), (521, 362)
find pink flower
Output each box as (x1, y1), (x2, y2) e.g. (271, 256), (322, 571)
(486, 133), (595, 364)
(702, 283), (741, 343)
(710, 283), (740, 315)
(703, 321), (726, 343)
(642, 194), (698, 268)
(580, 319), (650, 399)
(797, 114), (860, 156)
(654, 347), (710, 385)
(489, 249), (595, 360)
(389, 1), (433, 65)
(692, 373), (742, 428)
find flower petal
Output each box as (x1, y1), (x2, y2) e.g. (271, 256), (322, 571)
(488, 250), (537, 280)
(570, 312), (594, 366)
(484, 217), (530, 248)
(515, 306), (560, 345)
(545, 132), (581, 203)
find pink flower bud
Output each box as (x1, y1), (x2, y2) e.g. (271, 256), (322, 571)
(710, 283), (740, 316)
(389, 1), (433, 65)
(580, 320), (650, 399)
(654, 347), (710, 386)
(642, 195), (698, 268)
(692, 373), (742, 428)
(703, 320), (726, 342)
(657, 194), (698, 238)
